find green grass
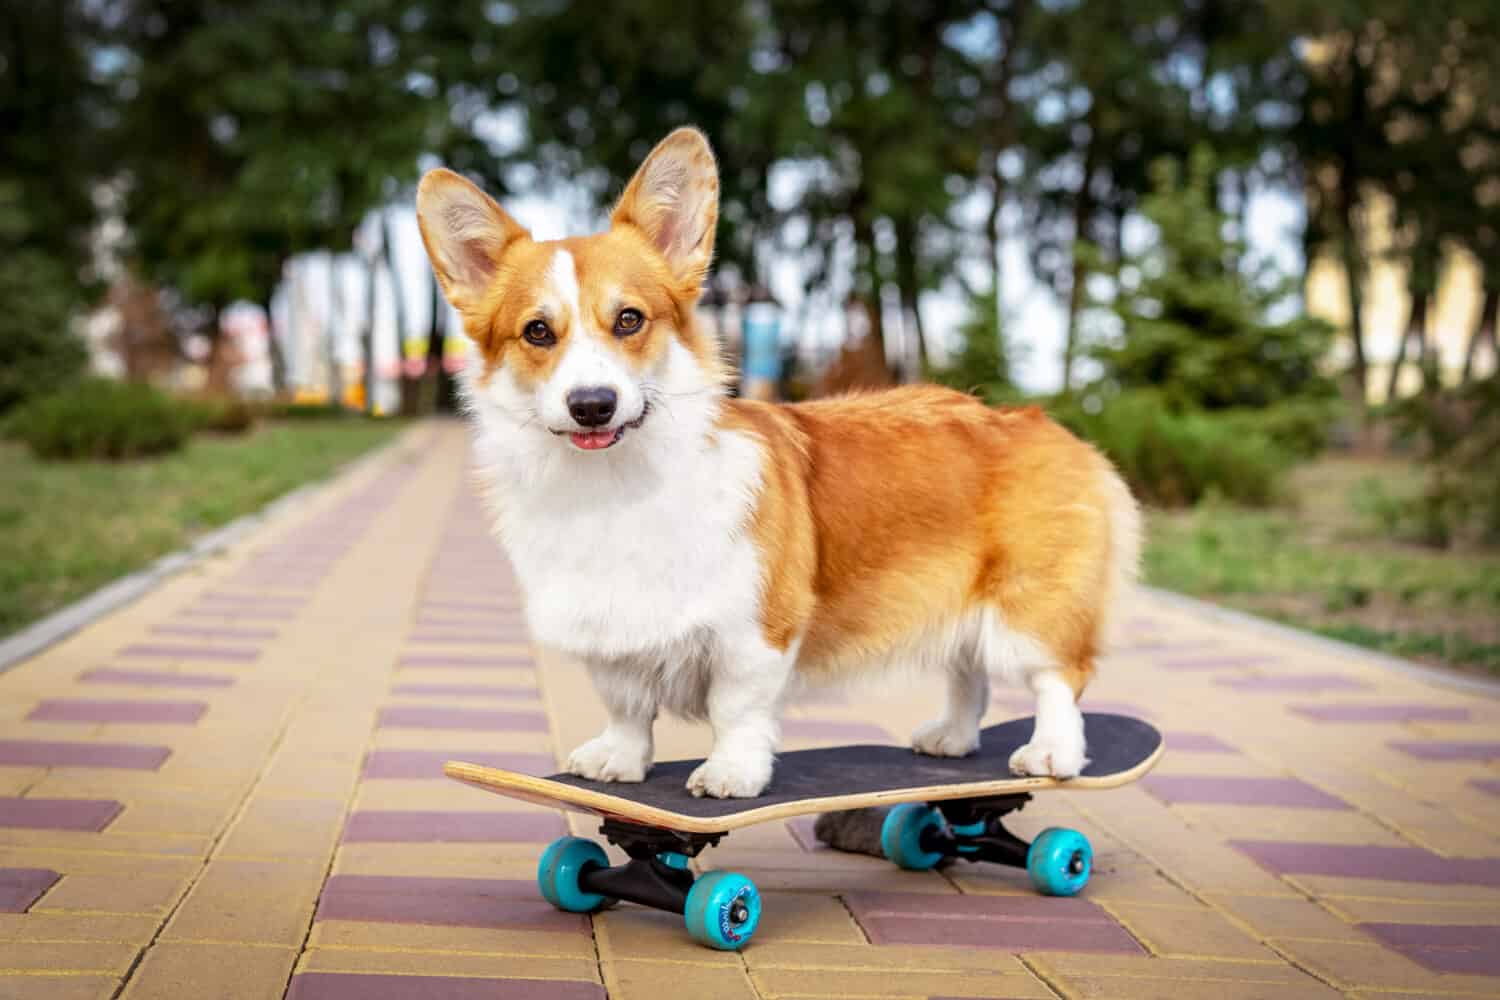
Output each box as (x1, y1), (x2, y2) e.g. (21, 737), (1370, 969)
(1146, 457), (1500, 675)
(0, 421), (401, 638)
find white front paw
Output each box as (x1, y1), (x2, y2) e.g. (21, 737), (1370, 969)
(1008, 738), (1088, 778)
(686, 754), (772, 798)
(911, 718), (980, 758)
(566, 735), (651, 783)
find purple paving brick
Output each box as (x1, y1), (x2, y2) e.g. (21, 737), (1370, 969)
(406, 633), (529, 645)
(1471, 778), (1500, 798)
(287, 973), (605, 1000)
(1162, 731), (1237, 753)
(27, 699), (207, 725)
(342, 810), (566, 843)
(118, 642), (259, 662)
(1159, 654), (1270, 671)
(399, 653), (535, 669)
(0, 797), (122, 831)
(1360, 923), (1500, 976)
(1231, 840), (1500, 886)
(376, 706), (548, 732)
(316, 875), (588, 932)
(362, 750), (555, 780)
(198, 591), (304, 605)
(79, 668), (234, 689)
(1389, 740), (1500, 761)
(389, 683), (537, 698)
(786, 816), (825, 852)
(0, 740), (170, 770)
(781, 719), (894, 742)
(1217, 673), (1372, 692)
(1143, 776), (1348, 809)
(178, 607), (296, 621)
(422, 600), (525, 613)
(0, 868), (60, 912)
(149, 624), (279, 641)
(1290, 703), (1471, 723)
(845, 892), (1142, 954)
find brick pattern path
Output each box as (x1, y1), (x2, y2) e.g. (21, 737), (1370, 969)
(1, 422), (1497, 998)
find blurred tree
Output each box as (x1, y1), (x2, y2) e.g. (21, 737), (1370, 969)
(0, 1), (102, 411)
(1086, 151), (1335, 411)
(105, 0), (438, 364)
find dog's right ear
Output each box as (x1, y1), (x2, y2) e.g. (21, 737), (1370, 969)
(415, 169), (530, 314)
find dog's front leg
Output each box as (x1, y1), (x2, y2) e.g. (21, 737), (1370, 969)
(686, 635), (794, 799)
(565, 662), (657, 783)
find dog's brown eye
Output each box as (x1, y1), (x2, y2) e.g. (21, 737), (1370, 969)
(523, 320), (555, 347)
(614, 308), (644, 336)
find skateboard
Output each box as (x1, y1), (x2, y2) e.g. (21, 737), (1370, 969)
(445, 712), (1163, 950)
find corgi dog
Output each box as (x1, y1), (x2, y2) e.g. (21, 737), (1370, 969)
(415, 128), (1140, 799)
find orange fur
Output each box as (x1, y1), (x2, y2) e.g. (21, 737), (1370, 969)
(725, 386), (1128, 697)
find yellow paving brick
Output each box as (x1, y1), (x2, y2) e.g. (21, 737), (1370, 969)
(1167, 804), (1407, 845)
(724, 864), (952, 895)
(745, 942), (1029, 974)
(755, 892), (866, 945)
(119, 943), (296, 1000)
(299, 949), (600, 980)
(371, 729), (555, 753)
(1042, 973), (1343, 999)
(1268, 938), (1500, 994)
(0, 768), (46, 794)
(330, 841), (546, 873)
(0, 848), (200, 880)
(161, 892), (318, 947)
(0, 829), (212, 857)
(595, 908), (742, 966)
(0, 975), (120, 1000)
(1100, 900), (1279, 960)
(604, 960), (760, 1000)
(750, 967), (1053, 998)
(1203, 893), (1367, 943)
(308, 920), (595, 958)
(1321, 894), (1500, 924)
(0, 913), (161, 944)
(1025, 952), (1329, 988)
(214, 796), (347, 859)
(33, 873), (192, 916)
(1285, 874), (1500, 904)
(0, 942), (139, 974)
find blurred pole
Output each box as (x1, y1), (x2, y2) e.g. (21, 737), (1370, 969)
(740, 284), (783, 402)
(325, 254), (344, 409)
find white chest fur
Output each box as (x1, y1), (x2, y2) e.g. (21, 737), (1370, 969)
(463, 376), (767, 664)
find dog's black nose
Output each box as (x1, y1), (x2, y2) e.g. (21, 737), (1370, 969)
(567, 387), (617, 427)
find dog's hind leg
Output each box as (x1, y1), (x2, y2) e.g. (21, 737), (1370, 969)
(911, 640), (989, 758)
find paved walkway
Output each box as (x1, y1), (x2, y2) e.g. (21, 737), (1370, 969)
(2, 421), (1498, 999)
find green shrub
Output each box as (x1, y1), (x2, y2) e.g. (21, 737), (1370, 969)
(0, 252), (90, 415)
(7, 378), (192, 460)
(1050, 390), (1291, 507)
(263, 400), (349, 420)
(181, 396), (258, 434)
(1214, 398), (1346, 459)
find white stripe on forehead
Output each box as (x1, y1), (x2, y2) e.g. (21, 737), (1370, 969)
(548, 249), (582, 320)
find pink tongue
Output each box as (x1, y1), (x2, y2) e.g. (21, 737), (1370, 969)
(570, 430), (616, 450)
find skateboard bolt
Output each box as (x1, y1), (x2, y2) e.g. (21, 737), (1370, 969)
(1068, 851), (1086, 875)
(729, 902), (749, 924)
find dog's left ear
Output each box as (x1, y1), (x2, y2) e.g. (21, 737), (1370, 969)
(611, 127), (719, 289)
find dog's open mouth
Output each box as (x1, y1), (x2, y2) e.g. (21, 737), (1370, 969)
(561, 402), (651, 452)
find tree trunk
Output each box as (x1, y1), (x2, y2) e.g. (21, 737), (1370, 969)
(1061, 126), (1100, 392)
(1461, 285), (1499, 383)
(426, 271), (456, 414)
(1336, 42), (1371, 400)
(325, 255), (344, 409)
(362, 252), (379, 416)
(893, 214), (927, 376)
(382, 209), (419, 416)
(1386, 287), (1429, 401)
(851, 210), (888, 372)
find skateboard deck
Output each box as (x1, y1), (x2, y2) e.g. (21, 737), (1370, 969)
(445, 712), (1163, 834)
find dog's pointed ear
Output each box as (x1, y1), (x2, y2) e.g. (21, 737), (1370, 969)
(416, 168), (530, 314)
(611, 127), (719, 288)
